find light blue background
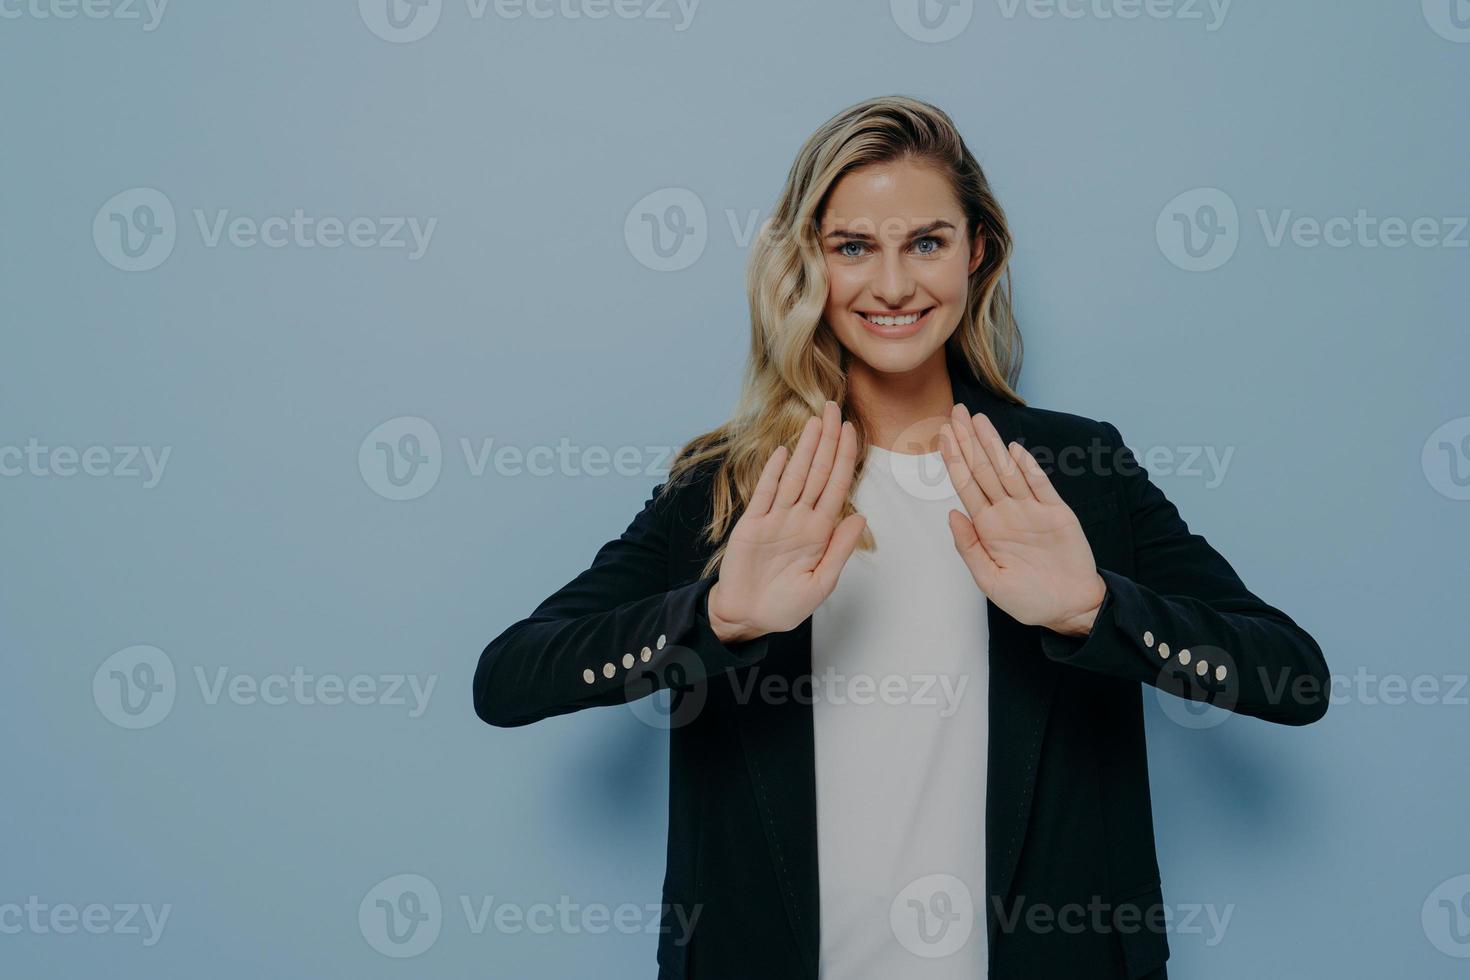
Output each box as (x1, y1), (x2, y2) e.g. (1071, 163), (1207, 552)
(2, 1), (1467, 976)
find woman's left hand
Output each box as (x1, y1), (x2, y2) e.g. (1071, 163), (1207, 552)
(940, 403), (1107, 637)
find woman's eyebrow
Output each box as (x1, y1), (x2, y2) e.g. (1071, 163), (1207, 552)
(822, 219), (957, 242)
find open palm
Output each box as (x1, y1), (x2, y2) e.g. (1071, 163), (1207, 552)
(940, 403), (1106, 632)
(707, 401), (868, 641)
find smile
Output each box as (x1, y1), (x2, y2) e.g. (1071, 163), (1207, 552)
(856, 306), (935, 338)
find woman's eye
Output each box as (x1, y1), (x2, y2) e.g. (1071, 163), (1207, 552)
(835, 236), (943, 258)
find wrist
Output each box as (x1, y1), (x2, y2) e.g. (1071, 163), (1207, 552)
(1047, 573), (1107, 638)
(707, 581), (759, 645)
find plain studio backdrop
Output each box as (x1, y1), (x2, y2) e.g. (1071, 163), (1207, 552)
(1, 2), (1467, 977)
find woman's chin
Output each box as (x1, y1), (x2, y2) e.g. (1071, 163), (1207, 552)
(850, 344), (941, 377)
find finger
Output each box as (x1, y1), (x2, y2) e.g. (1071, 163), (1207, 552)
(815, 419), (858, 521)
(800, 401), (840, 508)
(774, 415), (821, 509)
(948, 508), (999, 593)
(1012, 441), (1063, 505)
(746, 443), (789, 518)
(940, 422), (991, 520)
(950, 403), (1004, 504)
(813, 512), (866, 595)
(971, 411), (1031, 500)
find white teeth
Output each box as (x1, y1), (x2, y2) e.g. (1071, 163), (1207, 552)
(863, 311), (923, 326)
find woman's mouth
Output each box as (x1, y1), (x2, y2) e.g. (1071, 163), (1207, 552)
(856, 306), (935, 339)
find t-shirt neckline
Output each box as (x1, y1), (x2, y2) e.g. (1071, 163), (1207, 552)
(868, 444), (943, 459)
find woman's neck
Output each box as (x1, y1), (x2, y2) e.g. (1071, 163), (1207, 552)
(847, 349), (955, 454)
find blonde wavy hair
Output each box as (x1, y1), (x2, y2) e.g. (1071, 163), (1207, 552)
(665, 95), (1027, 580)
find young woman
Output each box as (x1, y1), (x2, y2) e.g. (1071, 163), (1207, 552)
(474, 95), (1329, 980)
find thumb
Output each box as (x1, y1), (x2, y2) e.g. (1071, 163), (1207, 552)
(948, 509), (998, 592)
(948, 508), (979, 550)
(814, 513), (866, 595)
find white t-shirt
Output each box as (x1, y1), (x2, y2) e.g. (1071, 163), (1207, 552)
(812, 445), (991, 979)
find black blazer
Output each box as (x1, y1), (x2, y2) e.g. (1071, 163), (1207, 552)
(474, 348), (1331, 980)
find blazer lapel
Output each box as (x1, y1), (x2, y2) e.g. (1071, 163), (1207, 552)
(945, 352), (1063, 950)
(729, 346), (1060, 973)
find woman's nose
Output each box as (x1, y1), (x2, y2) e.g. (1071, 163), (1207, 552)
(870, 252), (915, 305)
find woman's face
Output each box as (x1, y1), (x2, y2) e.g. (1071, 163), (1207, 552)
(819, 158), (985, 378)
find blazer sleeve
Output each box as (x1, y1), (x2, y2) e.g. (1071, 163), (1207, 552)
(473, 478), (774, 728)
(1039, 420), (1331, 726)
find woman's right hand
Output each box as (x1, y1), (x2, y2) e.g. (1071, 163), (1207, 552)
(706, 400), (867, 644)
